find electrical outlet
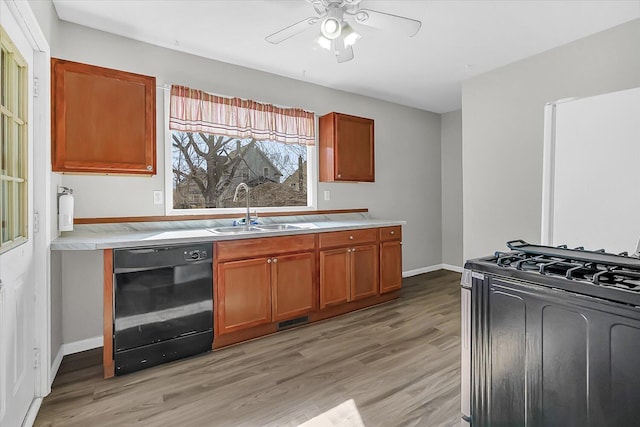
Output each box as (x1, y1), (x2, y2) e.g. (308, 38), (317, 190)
(153, 190), (163, 205)
(323, 190), (330, 201)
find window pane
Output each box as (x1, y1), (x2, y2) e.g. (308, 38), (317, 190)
(11, 122), (21, 178)
(1, 180), (9, 243)
(1, 47), (6, 108)
(1, 115), (7, 175)
(0, 115), (5, 175)
(12, 120), (20, 177)
(172, 132), (308, 209)
(17, 63), (25, 120)
(10, 54), (19, 112)
(14, 180), (23, 240)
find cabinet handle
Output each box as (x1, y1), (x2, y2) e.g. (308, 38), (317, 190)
(400, 242), (403, 245)
(347, 249), (351, 253)
(267, 258), (272, 263)
(349, 235), (354, 240)
(390, 231), (395, 235)
(338, 174), (342, 178)
(146, 165), (152, 171)
(273, 258), (278, 263)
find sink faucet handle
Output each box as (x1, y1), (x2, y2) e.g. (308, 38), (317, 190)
(250, 209), (259, 224)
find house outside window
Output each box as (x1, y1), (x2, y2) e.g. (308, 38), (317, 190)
(167, 85), (316, 213)
(0, 27), (28, 252)
(171, 133), (311, 209)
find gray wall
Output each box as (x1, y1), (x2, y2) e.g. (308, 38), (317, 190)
(462, 19), (640, 261)
(33, 13), (444, 346)
(49, 250), (62, 366)
(60, 251), (103, 344)
(51, 19), (443, 274)
(441, 110), (463, 268)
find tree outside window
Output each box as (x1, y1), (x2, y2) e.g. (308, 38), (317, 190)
(172, 132), (308, 210)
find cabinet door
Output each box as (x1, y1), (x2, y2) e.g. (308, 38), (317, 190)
(380, 241), (402, 293)
(51, 58), (156, 174)
(217, 258), (271, 334)
(319, 248), (350, 308)
(351, 244), (378, 301)
(271, 252), (315, 322)
(319, 112), (374, 182)
(335, 114), (374, 181)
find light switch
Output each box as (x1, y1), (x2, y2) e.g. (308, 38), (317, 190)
(323, 190), (330, 201)
(153, 190), (163, 205)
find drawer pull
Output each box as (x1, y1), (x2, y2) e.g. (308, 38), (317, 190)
(390, 231), (395, 235)
(349, 235), (354, 240)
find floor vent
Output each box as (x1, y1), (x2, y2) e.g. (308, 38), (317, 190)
(278, 316), (309, 331)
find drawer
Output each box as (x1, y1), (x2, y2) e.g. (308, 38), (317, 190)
(379, 226), (402, 242)
(215, 234), (315, 262)
(318, 228), (378, 249)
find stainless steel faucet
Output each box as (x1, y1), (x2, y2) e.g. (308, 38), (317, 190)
(233, 182), (251, 225)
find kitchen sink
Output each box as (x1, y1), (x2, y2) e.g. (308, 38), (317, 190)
(208, 226), (262, 234)
(208, 223), (314, 234)
(255, 224), (304, 231)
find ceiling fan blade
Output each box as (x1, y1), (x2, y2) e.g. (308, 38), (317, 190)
(353, 9), (422, 37)
(265, 16), (320, 44)
(335, 42), (354, 63)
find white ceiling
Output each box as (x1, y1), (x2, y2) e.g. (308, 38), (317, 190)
(51, 0), (640, 113)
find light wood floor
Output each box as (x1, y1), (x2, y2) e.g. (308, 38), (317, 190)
(35, 270), (461, 427)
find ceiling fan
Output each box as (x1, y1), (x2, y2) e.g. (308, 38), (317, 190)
(265, 0), (422, 63)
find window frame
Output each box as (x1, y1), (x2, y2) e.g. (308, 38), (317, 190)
(163, 88), (317, 216)
(0, 25), (28, 254)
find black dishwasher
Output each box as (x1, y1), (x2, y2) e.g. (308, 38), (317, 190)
(113, 244), (213, 375)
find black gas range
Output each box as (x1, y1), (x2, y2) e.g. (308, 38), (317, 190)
(466, 239), (640, 307)
(461, 240), (640, 427)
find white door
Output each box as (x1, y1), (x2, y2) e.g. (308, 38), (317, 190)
(0, 1), (36, 426)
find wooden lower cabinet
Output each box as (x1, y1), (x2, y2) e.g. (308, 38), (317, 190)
(271, 252), (315, 322)
(217, 251), (315, 335)
(380, 240), (402, 293)
(319, 244), (378, 308)
(319, 248), (351, 308)
(351, 244), (379, 300)
(217, 257), (272, 335)
(215, 227), (401, 341)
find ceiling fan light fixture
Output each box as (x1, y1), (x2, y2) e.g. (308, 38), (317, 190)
(315, 35), (332, 50)
(320, 17), (341, 39)
(341, 23), (361, 47)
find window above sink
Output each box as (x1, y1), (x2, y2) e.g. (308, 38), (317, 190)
(164, 85), (318, 217)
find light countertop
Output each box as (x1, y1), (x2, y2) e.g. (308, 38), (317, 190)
(51, 219), (406, 251)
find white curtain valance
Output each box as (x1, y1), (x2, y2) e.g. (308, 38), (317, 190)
(169, 85), (315, 146)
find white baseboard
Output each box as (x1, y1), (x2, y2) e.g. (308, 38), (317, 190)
(22, 397), (42, 427)
(402, 264), (443, 277)
(442, 264), (464, 273)
(50, 346), (64, 387)
(403, 264), (464, 277)
(63, 335), (103, 356)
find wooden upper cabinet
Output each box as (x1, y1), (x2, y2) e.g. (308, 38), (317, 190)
(51, 58), (156, 174)
(319, 112), (374, 182)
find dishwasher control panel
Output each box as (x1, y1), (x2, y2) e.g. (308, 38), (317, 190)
(184, 249), (208, 261)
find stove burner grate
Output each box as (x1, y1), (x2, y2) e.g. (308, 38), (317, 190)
(491, 246), (640, 294)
